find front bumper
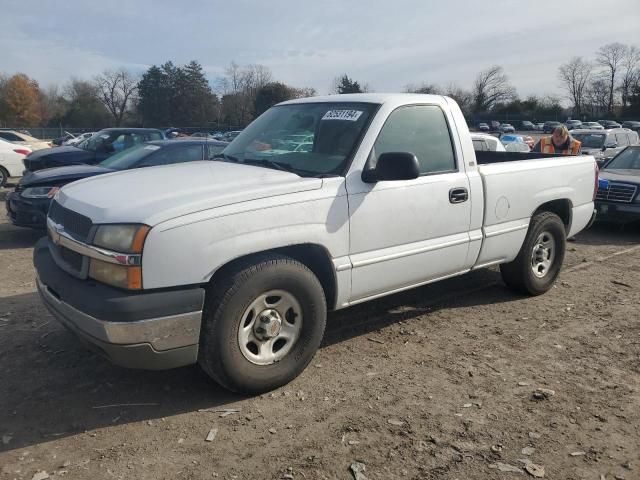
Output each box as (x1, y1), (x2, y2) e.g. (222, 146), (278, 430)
(6, 191), (49, 229)
(34, 238), (205, 370)
(595, 201), (640, 223)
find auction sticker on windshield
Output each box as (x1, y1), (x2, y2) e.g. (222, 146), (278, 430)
(322, 110), (363, 121)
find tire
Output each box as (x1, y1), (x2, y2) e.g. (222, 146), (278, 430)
(0, 167), (8, 187)
(198, 254), (327, 394)
(500, 212), (566, 296)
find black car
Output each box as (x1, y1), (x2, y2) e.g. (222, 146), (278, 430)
(23, 128), (165, 173)
(597, 120), (622, 129)
(7, 139), (228, 229)
(595, 145), (640, 223)
(543, 121), (561, 133)
(621, 121), (640, 132)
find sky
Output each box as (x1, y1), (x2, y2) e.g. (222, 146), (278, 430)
(1, 0), (639, 101)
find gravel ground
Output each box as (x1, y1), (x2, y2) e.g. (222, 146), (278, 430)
(1, 183), (639, 480)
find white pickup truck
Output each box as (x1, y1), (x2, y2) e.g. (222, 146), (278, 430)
(35, 94), (597, 393)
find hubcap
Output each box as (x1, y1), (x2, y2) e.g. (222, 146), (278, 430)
(531, 231), (556, 278)
(238, 290), (302, 365)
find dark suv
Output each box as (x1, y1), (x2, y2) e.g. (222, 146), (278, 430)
(23, 128), (164, 172)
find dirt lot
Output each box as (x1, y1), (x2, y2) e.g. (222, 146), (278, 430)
(1, 183), (639, 480)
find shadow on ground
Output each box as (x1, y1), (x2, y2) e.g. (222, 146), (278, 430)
(0, 268), (519, 453)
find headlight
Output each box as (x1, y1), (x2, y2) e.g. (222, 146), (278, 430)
(89, 259), (142, 290)
(21, 186), (60, 199)
(89, 224), (150, 289)
(93, 224), (150, 253)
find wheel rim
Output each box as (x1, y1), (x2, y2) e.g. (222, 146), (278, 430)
(237, 290), (303, 365)
(0, 169), (5, 185)
(530, 231), (556, 278)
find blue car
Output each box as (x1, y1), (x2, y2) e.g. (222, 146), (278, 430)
(7, 139), (228, 230)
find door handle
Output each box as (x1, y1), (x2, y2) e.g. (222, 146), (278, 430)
(449, 187), (469, 204)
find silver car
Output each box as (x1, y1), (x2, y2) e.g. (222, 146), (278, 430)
(572, 128), (640, 167)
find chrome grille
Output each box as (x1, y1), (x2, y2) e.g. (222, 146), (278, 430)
(48, 201), (93, 241)
(596, 182), (637, 203)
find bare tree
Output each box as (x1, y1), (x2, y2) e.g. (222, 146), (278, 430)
(218, 62), (273, 125)
(585, 77), (610, 118)
(444, 83), (472, 114)
(596, 42), (627, 114)
(558, 57), (592, 117)
(94, 69), (138, 126)
(619, 46), (640, 109)
(471, 66), (516, 113)
(405, 82), (441, 94)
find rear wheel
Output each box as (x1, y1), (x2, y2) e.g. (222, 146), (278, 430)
(500, 212), (566, 296)
(199, 254), (327, 394)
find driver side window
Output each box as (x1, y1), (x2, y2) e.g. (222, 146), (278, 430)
(373, 105), (456, 175)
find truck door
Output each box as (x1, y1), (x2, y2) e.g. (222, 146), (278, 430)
(346, 104), (472, 302)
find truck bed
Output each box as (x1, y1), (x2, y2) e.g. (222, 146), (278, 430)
(475, 151), (573, 164)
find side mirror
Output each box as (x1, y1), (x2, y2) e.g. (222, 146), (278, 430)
(362, 152), (420, 183)
(603, 142), (617, 150)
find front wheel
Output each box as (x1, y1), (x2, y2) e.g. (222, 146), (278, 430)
(0, 167), (8, 187)
(199, 254), (327, 394)
(500, 212), (566, 296)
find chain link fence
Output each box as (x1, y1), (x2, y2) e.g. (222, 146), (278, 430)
(1, 126), (246, 140)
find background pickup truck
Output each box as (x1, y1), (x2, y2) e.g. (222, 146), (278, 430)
(34, 94), (597, 393)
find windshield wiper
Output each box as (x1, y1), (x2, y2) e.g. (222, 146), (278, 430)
(243, 158), (298, 174)
(214, 152), (240, 163)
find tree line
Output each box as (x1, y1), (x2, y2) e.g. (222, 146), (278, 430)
(558, 42), (640, 118)
(0, 61), (317, 129)
(1, 42), (639, 129)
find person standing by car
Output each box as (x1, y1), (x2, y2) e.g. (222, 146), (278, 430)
(532, 125), (581, 154)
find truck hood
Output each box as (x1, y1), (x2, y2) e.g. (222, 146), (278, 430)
(20, 164), (114, 187)
(599, 169), (640, 182)
(57, 161), (323, 226)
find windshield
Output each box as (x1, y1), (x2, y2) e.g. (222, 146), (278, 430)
(605, 147), (640, 170)
(77, 131), (117, 152)
(222, 102), (378, 176)
(572, 133), (605, 148)
(99, 143), (158, 169)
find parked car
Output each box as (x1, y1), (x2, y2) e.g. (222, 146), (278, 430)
(580, 122), (604, 130)
(499, 124), (515, 133)
(543, 121), (562, 133)
(565, 120), (582, 130)
(34, 93), (597, 393)
(471, 133), (505, 152)
(7, 139), (228, 229)
(571, 128), (640, 167)
(223, 130), (243, 141)
(22, 128), (165, 172)
(0, 130), (52, 151)
(535, 123), (545, 131)
(595, 145), (640, 222)
(597, 120), (622, 129)
(520, 121), (536, 131)
(190, 132), (217, 139)
(64, 132), (96, 146)
(52, 133), (76, 146)
(500, 134), (531, 152)
(621, 121), (640, 132)
(489, 120), (501, 131)
(477, 123), (490, 132)
(0, 139), (31, 187)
